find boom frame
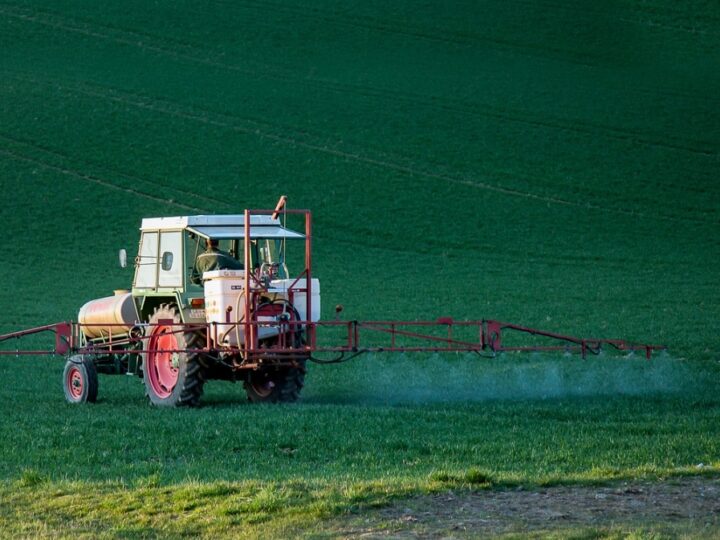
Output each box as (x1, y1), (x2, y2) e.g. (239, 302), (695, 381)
(0, 318), (665, 363)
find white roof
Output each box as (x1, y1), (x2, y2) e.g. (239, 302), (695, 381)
(140, 215), (304, 239)
(187, 225), (304, 239)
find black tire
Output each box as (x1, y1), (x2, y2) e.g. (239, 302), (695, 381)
(244, 303), (307, 403)
(244, 359), (307, 403)
(142, 304), (206, 407)
(63, 355), (98, 404)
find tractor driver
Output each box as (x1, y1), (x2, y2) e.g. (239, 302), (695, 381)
(191, 238), (244, 285)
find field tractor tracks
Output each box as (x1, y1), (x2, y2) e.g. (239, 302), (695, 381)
(0, 147), (199, 210)
(323, 226), (698, 270)
(224, 0), (501, 50)
(512, 0), (720, 35)
(2, 2), (718, 159)
(222, 0), (696, 71)
(221, 0), (720, 105)
(4, 72), (717, 227)
(70, 82), (719, 226)
(47, 85), (663, 218)
(0, 4), (264, 77)
(0, 135), (215, 213)
(0, 133), (234, 212)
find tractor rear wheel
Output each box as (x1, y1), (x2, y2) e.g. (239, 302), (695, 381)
(143, 304), (206, 407)
(63, 355), (98, 404)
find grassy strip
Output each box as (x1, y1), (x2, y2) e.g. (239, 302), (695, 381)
(5, 462), (720, 538)
(4, 466), (719, 539)
(1, 477), (415, 538)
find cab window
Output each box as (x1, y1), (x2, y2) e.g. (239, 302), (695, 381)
(134, 232), (158, 288)
(158, 231), (182, 287)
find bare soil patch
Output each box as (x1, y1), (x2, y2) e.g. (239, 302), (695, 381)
(336, 476), (720, 538)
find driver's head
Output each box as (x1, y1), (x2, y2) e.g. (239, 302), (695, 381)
(206, 238), (219, 249)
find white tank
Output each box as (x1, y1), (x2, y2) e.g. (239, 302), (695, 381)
(78, 291), (138, 339)
(203, 270), (321, 346)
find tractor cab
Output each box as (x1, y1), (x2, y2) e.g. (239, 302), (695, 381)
(130, 214), (307, 324)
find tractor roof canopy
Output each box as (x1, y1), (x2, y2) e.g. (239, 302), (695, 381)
(140, 215), (304, 239)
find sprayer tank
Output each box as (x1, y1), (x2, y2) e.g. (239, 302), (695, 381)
(78, 291), (138, 339)
(203, 269), (320, 346)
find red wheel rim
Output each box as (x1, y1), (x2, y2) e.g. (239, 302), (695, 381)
(66, 366), (83, 400)
(147, 325), (179, 399)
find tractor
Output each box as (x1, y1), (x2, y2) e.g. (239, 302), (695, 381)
(67, 199), (319, 406)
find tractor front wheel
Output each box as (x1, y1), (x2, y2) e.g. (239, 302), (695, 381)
(143, 304), (206, 407)
(244, 360), (306, 403)
(63, 355), (98, 404)
(244, 305), (306, 403)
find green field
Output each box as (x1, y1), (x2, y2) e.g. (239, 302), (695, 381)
(1, 0), (719, 537)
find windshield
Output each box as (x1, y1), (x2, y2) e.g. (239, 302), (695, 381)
(256, 238), (288, 278)
(188, 234), (288, 280)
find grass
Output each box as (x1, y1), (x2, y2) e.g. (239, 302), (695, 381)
(1, 0), (719, 536)
(0, 355), (718, 536)
(2, 355), (718, 484)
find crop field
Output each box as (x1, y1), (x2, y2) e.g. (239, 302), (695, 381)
(1, 0), (719, 537)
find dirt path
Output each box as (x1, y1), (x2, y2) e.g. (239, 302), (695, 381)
(336, 476), (720, 538)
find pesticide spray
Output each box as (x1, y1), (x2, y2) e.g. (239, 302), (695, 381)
(305, 350), (694, 405)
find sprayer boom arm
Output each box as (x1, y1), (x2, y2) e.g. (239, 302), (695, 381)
(0, 319), (665, 361)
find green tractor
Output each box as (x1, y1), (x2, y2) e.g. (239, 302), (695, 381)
(69, 207), (320, 407)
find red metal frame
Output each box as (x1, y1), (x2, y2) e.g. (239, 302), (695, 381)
(0, 322), (74, 356)
(0, 318), (665, 361)
(241, 207), (315, 360)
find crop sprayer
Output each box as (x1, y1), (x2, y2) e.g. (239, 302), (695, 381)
(0, 197), (666, 406)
